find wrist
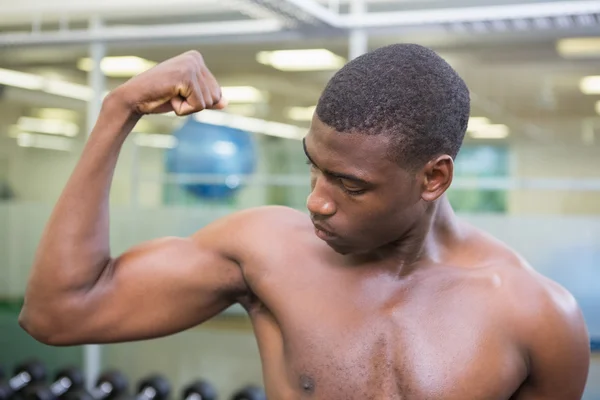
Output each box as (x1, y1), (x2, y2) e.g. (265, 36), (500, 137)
(98, 91), (142, 135)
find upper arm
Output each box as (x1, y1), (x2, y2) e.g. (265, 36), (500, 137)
(514, 279), (590, 400)
(47, 208), (270, 345)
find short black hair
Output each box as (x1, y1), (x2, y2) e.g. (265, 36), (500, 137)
(316, 43), (470, 169)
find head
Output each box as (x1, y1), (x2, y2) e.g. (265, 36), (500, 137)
(304, 43), (470, 255)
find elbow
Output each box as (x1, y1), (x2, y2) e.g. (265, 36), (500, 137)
(18, 307), (62, 346)
(19, 308), (56, 345)
(19, 304), (81, 347)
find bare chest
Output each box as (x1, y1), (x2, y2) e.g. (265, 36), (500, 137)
(248, 264), (527, 399)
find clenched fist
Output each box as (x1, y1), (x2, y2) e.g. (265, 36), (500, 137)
(110, 50), (227, 116)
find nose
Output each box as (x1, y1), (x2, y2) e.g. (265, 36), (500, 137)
(306, 180), (336, 217)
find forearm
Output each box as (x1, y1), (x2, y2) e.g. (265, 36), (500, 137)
(24, 95), (139, 308)
(20, 50), (225, 344)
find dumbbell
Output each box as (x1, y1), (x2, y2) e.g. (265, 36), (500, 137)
(134, 375), (170, 400)
(0, 360), (47, 400)
(229, 386), (265, 400)
(64, 370), (128, 400)
(25, 367), (84, 400)
(181, 380), (217, 400)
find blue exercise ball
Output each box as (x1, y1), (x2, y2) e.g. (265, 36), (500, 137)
(166, 118), (257, 200)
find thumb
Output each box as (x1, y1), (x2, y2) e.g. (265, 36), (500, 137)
(171, 96), (196, 116)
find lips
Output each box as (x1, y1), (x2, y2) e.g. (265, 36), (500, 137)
(313, 222), (336, 239)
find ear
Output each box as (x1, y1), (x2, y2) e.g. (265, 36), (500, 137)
(420, 155), (453, 202)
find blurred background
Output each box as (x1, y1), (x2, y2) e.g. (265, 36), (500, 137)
(0, 0), (599, 398)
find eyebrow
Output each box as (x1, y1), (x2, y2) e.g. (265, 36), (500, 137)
(302, 138), (370, 186)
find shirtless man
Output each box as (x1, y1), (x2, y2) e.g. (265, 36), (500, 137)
(20, 44), (590, 399)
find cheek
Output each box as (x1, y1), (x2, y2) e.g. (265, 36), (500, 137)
(354, 185), (420, 235)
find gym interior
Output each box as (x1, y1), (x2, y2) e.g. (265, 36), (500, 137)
(0, 0), (599, 399)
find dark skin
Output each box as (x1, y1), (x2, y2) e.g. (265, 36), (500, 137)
(20, 51), (590, 399)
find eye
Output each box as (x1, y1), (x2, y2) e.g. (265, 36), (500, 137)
(339, 179), (366, 196)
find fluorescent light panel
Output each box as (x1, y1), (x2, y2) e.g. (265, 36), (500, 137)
(287, 106), (316, 121)
(224, 104), (259, 117)
(557, 37), (600, 58)
(0, 67), (93, 100)
(221, 86), (265, 103)
(35, 108), (79, 121)
(17, 117), (79, 137)
(467, 117), (491, 130)
(0, 68), (45, 90)
(17, 132), (73, 151)
(466, 116), (509, 139)
(45, 80), (93, 101)
(469, 124), (510, 139)
(78, 56), (157, 77)
(134, 133), (178, 149)
(194, 110), (305, 140)
(256, 49), (346, 71)
(580, 76), (600, 94)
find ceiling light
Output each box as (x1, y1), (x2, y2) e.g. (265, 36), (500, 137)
(580, 76), (600, 94)
(221, 86), (265, 103)
(0, 67), (108, 100)
(0, 68), (44, 90)
(224, 104), (258, 117)
(44, 80), (93, 101)
(77, 56), (157, 77)
(194, 110), (305, 140)
(134, 133), (178, 149)
(557, 37), (600, 58)
(35, 108), (79, 121)
(467, 117), (491, 130)
(468, 124), (510, 139)
(17, 117), (79, 137)
(256, 49), (346, 71)
(286, 106), (316, 121)
(0, 67), (91, 100)
(17, 132), (73, 151)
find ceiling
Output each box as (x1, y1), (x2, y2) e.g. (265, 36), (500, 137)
(1, 0), (600, 146)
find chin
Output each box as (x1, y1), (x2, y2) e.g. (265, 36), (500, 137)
(326, 240), (370, 256)
(325, 241), (353, 255)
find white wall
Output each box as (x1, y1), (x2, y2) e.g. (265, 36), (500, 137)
(508, 143), (600, 214)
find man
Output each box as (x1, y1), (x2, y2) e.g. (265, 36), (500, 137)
(20, 44), (590, 399)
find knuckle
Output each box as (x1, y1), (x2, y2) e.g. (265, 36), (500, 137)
(184, 50), (203, 65)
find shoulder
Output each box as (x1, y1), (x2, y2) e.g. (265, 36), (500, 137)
(509, 266), (588, 353)
(197, 205), (312, 253)
(504, 265), (586, 340)
(224, 205), (311, 234)
(189, 205), (310, 251)
(484, 248), (585, 340)
(482, 250), (590, 397)
(460, 224), (583, 328)
(458, 224), (588, 357)
(473, 241), (589, 378)
(473, 240), (586, 341)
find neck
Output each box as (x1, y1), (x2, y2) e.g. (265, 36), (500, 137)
(418, 195), (463, 263)
(351, 195), (462, 274)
